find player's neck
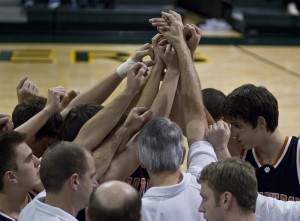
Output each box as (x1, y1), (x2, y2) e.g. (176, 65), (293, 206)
(228, 214), (256, 221)
(254, 129), (285, 165)
(45, 192), (77, 217)
(227, 207), (256, 221)
(0, 190), (29, 219)
(149, 170), (183, 187)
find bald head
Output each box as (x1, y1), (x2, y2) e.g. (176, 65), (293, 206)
(87, 181), (141, 221)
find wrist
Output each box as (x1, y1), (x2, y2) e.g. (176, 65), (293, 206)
(117, 57), (137, 79)
(215, 146), (231, 160)
(42, 106), (56, 116)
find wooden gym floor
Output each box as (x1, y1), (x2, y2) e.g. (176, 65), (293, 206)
(0, 43), (299, 137)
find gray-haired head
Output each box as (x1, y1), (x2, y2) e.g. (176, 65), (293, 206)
(138, 117), (184, 173)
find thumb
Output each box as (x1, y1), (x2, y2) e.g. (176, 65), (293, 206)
(17, 76), (28, 89)
(144, 60), (156, 67)
(140, 110), (152, 123)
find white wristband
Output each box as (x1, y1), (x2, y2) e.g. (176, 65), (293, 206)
(117, 57), (137, 79)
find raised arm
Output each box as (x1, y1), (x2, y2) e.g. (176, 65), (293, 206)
(169, 24), (202, 133)
(205, 120), (231, 160)
(149, 43), (180, 117)
(150, 11), (206, 146)
(73, 63), (149, 151)
(14, 87), (65, 154)
(16, 76), (39, 104)
(95, 107), (152, 181)
(60, 43), (153, 119)
(136, 34), (166, 109)
(98, 36), (181, 183)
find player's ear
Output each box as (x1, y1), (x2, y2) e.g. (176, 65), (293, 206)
(5, 171), (17, 184)
(257, 116), (266, 129)
(222, 191), (233, 210)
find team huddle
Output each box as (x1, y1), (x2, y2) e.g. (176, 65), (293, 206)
(0, 10), (299, 221)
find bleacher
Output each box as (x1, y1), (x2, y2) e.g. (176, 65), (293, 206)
(178, 0), (300, 36)
(0, 0), (185, 43)
(227, 0), (300, 35)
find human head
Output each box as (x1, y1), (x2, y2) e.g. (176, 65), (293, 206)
(198, 157), (257, 220)
(202, 88), (226, 122)
(40, 141), (97, 194)
(223, 84), (278, 133)
(138, 117), (185, 173)
(87, 180), (141, 221)
(62, 103), (103, 141)
(12, 96), (63, 156)
(0, 131), (40, 192)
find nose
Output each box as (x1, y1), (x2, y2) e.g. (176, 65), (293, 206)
(33, 155), (41, 167)
(198, 202), (205, 213)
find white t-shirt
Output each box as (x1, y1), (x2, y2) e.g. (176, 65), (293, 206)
(141, 141), (217, 221)
(256, 194), (300, 221)
(19, 191), (77, 221)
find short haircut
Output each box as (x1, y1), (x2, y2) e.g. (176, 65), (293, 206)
(89, 184), (141, 221)
(202, 88), (226, 121)
(62, 103), (103, 141)
(0, 131), (26, 191)
(138, 117), (184, 173)
(198, 157), (258, 212)
(40, 141), (89, 193)
(223, 84), (278, 132)
(12, 96), (63, 139)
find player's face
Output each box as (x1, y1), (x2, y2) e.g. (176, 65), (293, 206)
(13, 142), (41, 190)
(199, 182), (223, 221)
(78, 153), (98, 207)
(228, 119), (262, 150)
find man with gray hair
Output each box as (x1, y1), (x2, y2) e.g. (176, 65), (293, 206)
(139, 10), (220, 221)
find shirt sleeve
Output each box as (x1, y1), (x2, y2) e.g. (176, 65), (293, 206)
(186, 140), (217, 177)
(256, 194), (300, 221)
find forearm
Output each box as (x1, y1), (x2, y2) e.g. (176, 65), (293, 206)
(74, 89), (136, 151)
(169, 87), (186, 136)
(61, 72), (122, 118)
(124, 76), (148, 116)
(176, 40), (207, 145)
(14, 107), (54, 143)
(136, 64), (164, 108)
(205, 107), (215, 126)
(94, 124), (134, 180)
(100, 138), (139, 183)
(176, 41), (202, 103)
(150, 66), (179, 118)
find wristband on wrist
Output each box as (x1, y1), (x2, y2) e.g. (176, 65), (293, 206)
(117, 57), (137, 79)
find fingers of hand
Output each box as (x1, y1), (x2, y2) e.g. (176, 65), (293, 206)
(17, 76), (28, 89)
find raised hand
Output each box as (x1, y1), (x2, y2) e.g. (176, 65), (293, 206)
(60, 89), (80, 112)
(16, 76), (39, 104)
(124, 107), (152, 132)
(149, 10), (185, 45)
(184, 24), (202, 56)
(126, 62), (149, 94)
(45, 86), (66, 114)
(132, 43), (154, 62)
(205, 120), (231, 159)
(0, 113), (14, 132)
(161, 44), (179, 69)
